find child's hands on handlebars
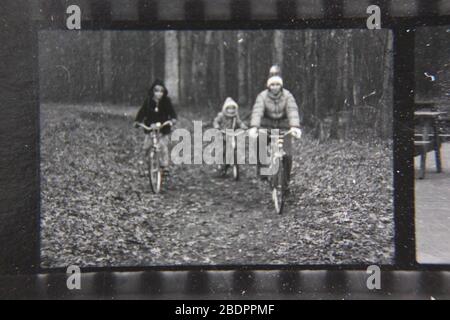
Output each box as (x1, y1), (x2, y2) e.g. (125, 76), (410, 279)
(248, 127), (302, 139)
(167, 119), (177, 128)
(248, 127), (258, 139)
(291, 127), (302, 139)
(134, 120), (176, 130)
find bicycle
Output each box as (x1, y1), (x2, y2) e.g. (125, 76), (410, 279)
(257, 128), (298, 214)
(135, 120), (173, 194)
(219, 129), (246, 180)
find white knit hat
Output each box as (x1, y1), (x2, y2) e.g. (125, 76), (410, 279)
(267, 76), (283, 88)
(222, 97), (239, 112)
(269, 65), (281, 76)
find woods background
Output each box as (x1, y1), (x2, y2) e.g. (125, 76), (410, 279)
(38, 29), (396, 138)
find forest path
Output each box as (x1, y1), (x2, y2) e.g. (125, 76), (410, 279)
(40, 104), (394, 267)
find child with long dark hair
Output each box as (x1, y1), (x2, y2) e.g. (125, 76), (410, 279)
(135, 79), (177, 173)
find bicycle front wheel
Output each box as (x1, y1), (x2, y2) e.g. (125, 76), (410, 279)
(148, 150), (162, 194)
(232, 149), (239, 180)
(232, 164), (239, 181)
(271, 157), (286, 214)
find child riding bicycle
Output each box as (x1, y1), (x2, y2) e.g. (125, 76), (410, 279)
(213, 97), (248, 173)
(134, 79), (177, 174)
(248, 75), (302, 180)
(213, 97), (247, 131)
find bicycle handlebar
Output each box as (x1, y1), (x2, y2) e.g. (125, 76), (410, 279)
(273, 129), (295, 138)
(219, 129), (247, 137)
(258, 128), (297, 138)
(135, 120), (173, 132)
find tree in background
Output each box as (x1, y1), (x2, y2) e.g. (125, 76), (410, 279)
(101, 31), (113, 103)
(164, 31), (180, 105)
(237, 31), (247, 107)
(39, 29), (395, 140)
(272, 30), (284, 69)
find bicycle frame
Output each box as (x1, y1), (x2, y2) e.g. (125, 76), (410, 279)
(219, 129), (247, 180)
(136, 121), (172, 193)
(137, 121), (172, 147)
(150, 130), (161, 152)
(257, 128), (295, 214)
(262, 129), (293, 176)
(220, 129), (246, 151)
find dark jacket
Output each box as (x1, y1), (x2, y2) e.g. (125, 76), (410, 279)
(135, 81), (177, 135)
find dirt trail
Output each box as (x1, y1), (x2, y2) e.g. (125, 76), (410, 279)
(40, 104), (394, 267)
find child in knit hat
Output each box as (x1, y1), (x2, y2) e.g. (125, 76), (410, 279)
(213, 97), (247, 131)
(213, 97), (248, 173)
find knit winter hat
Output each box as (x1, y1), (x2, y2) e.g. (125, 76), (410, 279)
(269, 65), (281, 77)
(267, 76), (283, 88)
(222, 97), (239, 117)
(222, 97), (239, 110)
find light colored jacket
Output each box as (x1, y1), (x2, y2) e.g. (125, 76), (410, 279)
(250, 89), (300, 128)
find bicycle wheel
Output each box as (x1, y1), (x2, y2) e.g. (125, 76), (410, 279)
(220, 164), (228, 177)
(232, 149), (239, 180)
(271, 158), (286, 215)
(232, 164), (239, 180)
(148, 150), (162, 194)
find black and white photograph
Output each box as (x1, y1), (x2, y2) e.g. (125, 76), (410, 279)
(414, 26), (450, 264)
(39, 29), (394, 268)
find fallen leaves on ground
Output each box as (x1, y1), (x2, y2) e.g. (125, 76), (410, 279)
(40, 104), (394, 268)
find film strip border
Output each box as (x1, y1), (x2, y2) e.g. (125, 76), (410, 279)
(32, 0), (450, 27)
(0, 0), (449, 299)
(1, 270), (450, 299)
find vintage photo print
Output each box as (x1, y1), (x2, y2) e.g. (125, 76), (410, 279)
(39, 29), (394, 267)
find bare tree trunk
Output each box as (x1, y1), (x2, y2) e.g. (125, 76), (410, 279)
(342, 31), (351, 110)
(247, 35), (252, 107)
(379, 31), (393, 139)
(351, 35), (361, 106)
(204, 31), (213, 108)
(331, 31), (345, 139)
(272, 30), (284, 69)
(164, 30), (180, 105)
(189, 31), (213, 108)
(305, 30), (313, 122)
(191, 33), (201, 107)
(218, 31), (226, 102)
(335, 32), (352, 141)
(102, 31), (113, 103)
(178, 32), (189, 106)
(237, 31), (247, 106)
(313, 32), (319, 120)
